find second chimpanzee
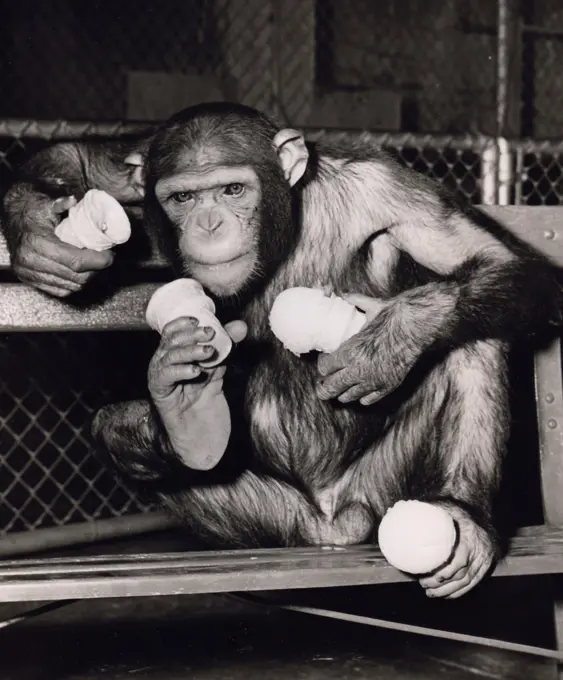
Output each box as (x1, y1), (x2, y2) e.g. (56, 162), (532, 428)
(1, 133), (150, 297)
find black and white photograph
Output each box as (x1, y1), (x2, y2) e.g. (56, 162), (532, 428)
(1, 1), (563, 678)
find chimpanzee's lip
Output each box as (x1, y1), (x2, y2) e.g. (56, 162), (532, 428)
(193, 252), (252, 269)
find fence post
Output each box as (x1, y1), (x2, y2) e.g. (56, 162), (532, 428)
(481, 141), (498, 206)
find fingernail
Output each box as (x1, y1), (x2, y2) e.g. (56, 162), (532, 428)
(186, 317), (198, 324)
(202, 345), (214, 354)
(203, 326), (215, 336)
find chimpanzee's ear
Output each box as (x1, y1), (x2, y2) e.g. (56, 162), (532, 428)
(273, 129), (308, 187)
(124, 152), (146, 197)
(124, 152), (144, 168)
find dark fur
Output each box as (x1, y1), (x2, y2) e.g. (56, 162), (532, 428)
(86, 103), (558, 556)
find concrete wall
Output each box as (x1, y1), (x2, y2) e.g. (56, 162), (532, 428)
(530, 0), (563, 138)
(323, 0), (497, 134)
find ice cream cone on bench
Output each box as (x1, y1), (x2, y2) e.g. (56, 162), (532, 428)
(55, 189), (131, 252)
(145, 278), (233, 368)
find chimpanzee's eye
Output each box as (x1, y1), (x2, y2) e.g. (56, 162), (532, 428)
(171, 191), (194, 204)
(224, 183), (245, 197)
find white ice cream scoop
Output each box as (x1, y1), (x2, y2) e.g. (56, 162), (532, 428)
(55, 189), (131, 251)
(145, 278), (233, 368)
(269, 287), (367, 356)
(377, 500), (457, 575)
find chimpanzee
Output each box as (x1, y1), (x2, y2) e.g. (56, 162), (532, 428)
(2, 103), (560, 600)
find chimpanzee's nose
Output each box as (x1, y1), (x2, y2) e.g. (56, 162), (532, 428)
(196, 209), (223, 234)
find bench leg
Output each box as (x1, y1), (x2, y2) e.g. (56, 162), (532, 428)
(553, 588), (563, 678)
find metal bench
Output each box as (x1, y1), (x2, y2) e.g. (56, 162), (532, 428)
(1, 205), (563, 664)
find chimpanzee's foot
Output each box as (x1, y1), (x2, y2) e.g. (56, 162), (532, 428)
(418, 504), (496, 599)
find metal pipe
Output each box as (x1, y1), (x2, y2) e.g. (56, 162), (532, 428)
(0, 511), (176, 558)
(497, 0), (510, 138)
(497, 137), (513, 205)
(496, 0), (513, 205)
(0, 118), (496, 152)
(481, 142), (498, 205)
(514, 146), (524, 205)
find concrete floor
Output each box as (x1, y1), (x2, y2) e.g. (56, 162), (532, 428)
(0, 532), (559, 679)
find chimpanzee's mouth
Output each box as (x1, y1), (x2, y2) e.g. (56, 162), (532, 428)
(189, 252), (256, 296)
(193, 252), (253, 269)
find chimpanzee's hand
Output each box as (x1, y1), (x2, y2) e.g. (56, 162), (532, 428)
(11, 196), (114, 298)
(148, 317), (247, 469)
(316, 293), (419, 406)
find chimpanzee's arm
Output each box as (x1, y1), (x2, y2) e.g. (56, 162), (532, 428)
(355, 158), (561, 346)
(317, 163), (561, 404)
(383, 201), (561, 350)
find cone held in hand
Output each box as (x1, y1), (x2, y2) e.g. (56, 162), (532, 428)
(55, 189), (131, 252)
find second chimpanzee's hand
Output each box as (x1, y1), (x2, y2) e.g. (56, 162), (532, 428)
(11, 196), (114, 298)
(316, 293), (419, 406)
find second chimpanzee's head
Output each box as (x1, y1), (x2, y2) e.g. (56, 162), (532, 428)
(144, 102), (308, 299)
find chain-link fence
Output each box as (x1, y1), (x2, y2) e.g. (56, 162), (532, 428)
(0, 0), (563, 542)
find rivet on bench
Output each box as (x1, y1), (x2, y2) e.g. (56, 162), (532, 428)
(546, 393), (555, 403)
(548, 419), (558, 429)
(544, 229), (556, 240)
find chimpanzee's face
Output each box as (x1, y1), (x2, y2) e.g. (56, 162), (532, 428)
(155, 162), (262, 296)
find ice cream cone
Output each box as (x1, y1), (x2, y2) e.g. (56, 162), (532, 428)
(378, 500), (457, 575)
(55, 189), (131, 252)
(145, 279), (233, 368)
(269, 287), (367, 356)
(313, 295), (366, 354)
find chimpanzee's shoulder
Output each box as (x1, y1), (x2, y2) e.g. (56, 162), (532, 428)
(308, 134), (395, 165)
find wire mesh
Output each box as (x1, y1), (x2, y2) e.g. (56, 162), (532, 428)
(0, 332), (158, 534)
(521, 0), (563, 138)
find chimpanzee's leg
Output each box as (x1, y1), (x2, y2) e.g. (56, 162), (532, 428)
(156, 471), (318, 548)
(345, 339), (510, 599)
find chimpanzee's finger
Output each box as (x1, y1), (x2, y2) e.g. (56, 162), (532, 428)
(52, 196), (78, 215)
(157, 364), (203, 385)
(336, 383), (369, 403)
(163, 344), (215, 366)
(445, 561), (492, 600)
(420, 562), (468, 591)
(339, 385), (390, 405)
(22, 233), (115, 273)
(55, 245), (115, 273)
(161, 317), (200, 337)
(419, 543), (469, 591)
(16, 255), (94, 287)
(316, 367), (356, 400)
(224, 320), (248, 344)
(360, 391), (386, 406)
(317, 348), (348, 377)
(34, 283), (78, 298)
(165, 327), (215, 349)
(15, 266), (88, 293)
(341, 293), (387, 319)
